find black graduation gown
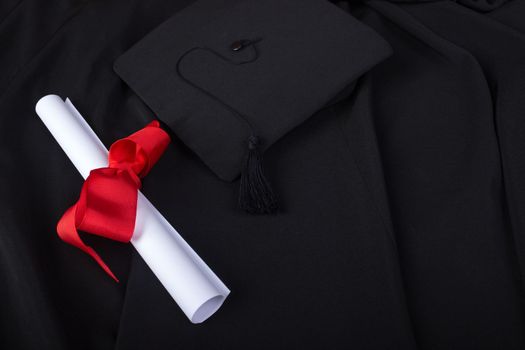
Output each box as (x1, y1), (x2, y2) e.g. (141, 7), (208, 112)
(1, 0), (525, 349)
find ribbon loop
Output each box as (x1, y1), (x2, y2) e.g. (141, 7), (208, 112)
(57, 121), (170, 281)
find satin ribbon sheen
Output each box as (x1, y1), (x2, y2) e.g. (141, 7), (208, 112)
(57, 121), (170, 281)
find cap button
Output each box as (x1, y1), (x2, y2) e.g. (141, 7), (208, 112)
(230, 40), (244, 51)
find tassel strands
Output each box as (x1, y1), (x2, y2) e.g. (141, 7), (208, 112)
(239, 135), (278, 214)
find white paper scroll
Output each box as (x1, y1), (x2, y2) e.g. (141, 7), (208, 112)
(35, 95), (230, 323)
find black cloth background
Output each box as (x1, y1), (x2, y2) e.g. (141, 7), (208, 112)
(1, 0), (525, 349)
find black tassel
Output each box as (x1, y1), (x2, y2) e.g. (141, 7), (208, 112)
(239, 135), (278, 214)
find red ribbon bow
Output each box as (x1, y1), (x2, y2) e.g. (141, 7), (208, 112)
(57, 121), (170, 282)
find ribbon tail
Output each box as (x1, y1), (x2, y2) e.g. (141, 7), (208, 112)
(57, 205), (119, 282)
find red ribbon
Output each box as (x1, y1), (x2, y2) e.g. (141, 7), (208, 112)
(57, 121), (170, 282)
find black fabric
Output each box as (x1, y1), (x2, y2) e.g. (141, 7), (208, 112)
(357, 2), (525, 347)
(114, 0), (391, 181)
(2, 0), (525, 349)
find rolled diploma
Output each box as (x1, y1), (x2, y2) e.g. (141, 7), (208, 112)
(35, 95), (230, 323)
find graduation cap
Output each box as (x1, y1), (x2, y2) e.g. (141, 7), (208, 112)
(114, 0), (391, 214)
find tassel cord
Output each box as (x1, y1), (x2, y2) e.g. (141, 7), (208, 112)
(176, 39), (278, 214)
